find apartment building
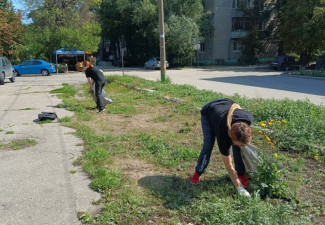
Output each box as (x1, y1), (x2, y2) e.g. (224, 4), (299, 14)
(200, 0), (275, 63)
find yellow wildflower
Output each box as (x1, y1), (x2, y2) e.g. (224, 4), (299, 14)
(260, 121), (267, 127)
(314, 155), (319, 161)
(281, 120), (287, 123)
(274, 153), (278, 159)
(265, 136), (271, 142)
(259, 130), (263, 134)
(268, 121), (272, 125)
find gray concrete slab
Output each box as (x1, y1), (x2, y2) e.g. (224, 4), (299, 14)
(0, 74), (100, 225)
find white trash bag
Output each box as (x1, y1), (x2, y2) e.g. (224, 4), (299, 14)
(91, 83), (114, 106)
(240, 143), (260, 173)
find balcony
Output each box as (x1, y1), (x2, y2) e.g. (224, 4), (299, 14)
(231, 30), (248, 39)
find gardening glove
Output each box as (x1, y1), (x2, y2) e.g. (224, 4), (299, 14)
(237, 187), (251, 197)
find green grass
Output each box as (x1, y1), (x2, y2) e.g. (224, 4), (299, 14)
(52, 76), (325, 224)
(0, 139), (37, 150)
(289, 69), (325, 78)
(38, 119), (54, 124)
(50, 83), (77, 97)
(58, 116), (72, 123)
(20, 107), (34, 110)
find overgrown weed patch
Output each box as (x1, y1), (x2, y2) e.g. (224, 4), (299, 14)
(53, 75), (324, 224)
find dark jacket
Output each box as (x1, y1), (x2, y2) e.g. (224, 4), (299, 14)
(200, 98), (254, 156)
(85, 67), (105, 83)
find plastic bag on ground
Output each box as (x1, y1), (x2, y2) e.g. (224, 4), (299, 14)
(91, 83), (113, 106)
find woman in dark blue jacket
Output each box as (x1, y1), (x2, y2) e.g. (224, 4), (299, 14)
(190, 99), (253, 197)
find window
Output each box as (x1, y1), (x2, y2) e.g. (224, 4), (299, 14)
(200, 43), (205, 52)
(232, 0), (238, 8)
(233, 41), (241, 52)
(232, 0), (253, 9)
(232, 17), (244, 30)
(22, 61), (34, 66)
(258, 22), (265, 31)
(232, 17), (250, 31)
(33, 61), (42, 65)
(247, 0), (253, 8)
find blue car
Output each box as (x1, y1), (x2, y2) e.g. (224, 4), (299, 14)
(14, 59), (56, 76)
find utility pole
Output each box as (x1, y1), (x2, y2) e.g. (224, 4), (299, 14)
(158, 0), (166, 82)
(120, 37), (125, 76)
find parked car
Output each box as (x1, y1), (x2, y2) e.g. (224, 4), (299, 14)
(112, 58), (127, 67)
(144, 57), (169, 70)
(0, 56), (16, 85)
(270, 56), (305, 70)
(14, 59), (56, 76)
(315, 53), (325, 70)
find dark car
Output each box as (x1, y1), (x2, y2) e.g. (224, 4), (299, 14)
(14, 59), (56, 76)
(315, 53), (325, 70)
(112, 58), (127, 67)
(270, 56), (305, 70)
(0, 56), (16, 85)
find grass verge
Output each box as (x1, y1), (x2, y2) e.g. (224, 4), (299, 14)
(54, 75), (324, 224)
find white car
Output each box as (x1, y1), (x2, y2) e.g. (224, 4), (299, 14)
(0, 56), (16, 85)
(144, 57), (169, 70)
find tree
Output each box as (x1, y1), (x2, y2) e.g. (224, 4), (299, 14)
(164, 0), (204, 66)
(100, 0), (205, 66)
(275, 0), (325, 62)
(165, 15), (200, 66)
(100, 0), (159, 65)
(20, 0), (101, 61)
(239, 0), (275, 65)
(0, 0), (24, 61)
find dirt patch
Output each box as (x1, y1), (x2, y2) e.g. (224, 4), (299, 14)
(85, 105), (197, 136)
(112, 157), (165, 181)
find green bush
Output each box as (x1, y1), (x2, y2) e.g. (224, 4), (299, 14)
(89, 168), (121, 192)
(249, 150), (291, 199)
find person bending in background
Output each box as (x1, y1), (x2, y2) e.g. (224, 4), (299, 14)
(190, 98), (253, 197)
(83, 60), (106, 113)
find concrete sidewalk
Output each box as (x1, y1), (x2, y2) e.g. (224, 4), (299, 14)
(0, 73), (100, 225)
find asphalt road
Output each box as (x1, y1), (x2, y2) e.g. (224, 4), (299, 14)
(0, 66), (324, 224)
(102, 66), (325, 106)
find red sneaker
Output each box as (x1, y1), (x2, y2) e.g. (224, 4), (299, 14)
(190, 172), (201, 185)
(238, 174), (250, 188)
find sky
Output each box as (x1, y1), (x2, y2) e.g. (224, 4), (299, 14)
(11, 0), (25, 10)
(11, 0), (31, 23)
